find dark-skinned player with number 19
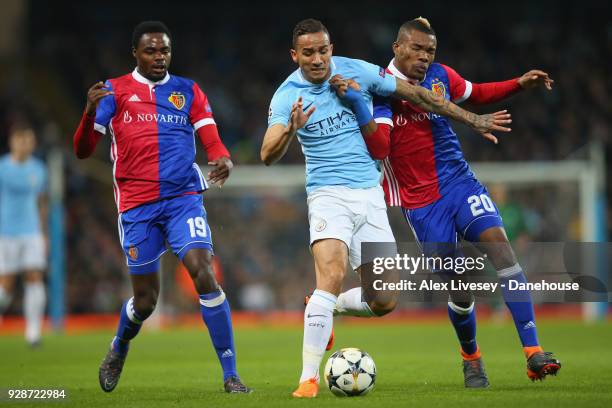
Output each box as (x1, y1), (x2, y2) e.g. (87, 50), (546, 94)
(72, 20), (250, 395)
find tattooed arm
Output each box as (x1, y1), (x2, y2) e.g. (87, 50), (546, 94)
(393, 78), (511, 143)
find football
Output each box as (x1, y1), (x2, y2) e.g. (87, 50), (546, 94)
(323, 348), (376, 397)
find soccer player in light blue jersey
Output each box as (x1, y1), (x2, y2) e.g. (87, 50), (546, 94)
(260, 18), (512, 398)
(0, 122), (47, 347)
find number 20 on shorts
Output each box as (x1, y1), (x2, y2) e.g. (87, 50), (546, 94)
(468, 194), (495, 217)
(186, 217), (208, 238)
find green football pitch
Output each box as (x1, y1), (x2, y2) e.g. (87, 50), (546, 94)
(2, 321), (611, 407)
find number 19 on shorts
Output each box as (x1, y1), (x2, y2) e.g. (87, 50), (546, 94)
(187, 217), (208, 238)
(468, 194), (495, 217)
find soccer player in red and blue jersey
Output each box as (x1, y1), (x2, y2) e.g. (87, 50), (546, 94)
(345, 18), (561, 387)
(72, 21), (250, 394)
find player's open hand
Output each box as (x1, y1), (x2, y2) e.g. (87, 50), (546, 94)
(288, 96), (316, 131)
(86, 82), (113, 116)
(473, 110), (512, 144)
(207, 156), (233, 188)
(518, 70), (554, 91)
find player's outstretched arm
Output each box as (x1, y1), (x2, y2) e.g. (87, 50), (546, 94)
(393, 78), (512, 143)
(461, 70), (553, 106)
(73, 82), (112, 158)
(260, 97), (315, 165)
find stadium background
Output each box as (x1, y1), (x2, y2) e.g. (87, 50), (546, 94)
(0, 0), (610, 320)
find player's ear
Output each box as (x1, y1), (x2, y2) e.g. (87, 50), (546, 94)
(392, 41), (400, 55)
(290, 49), (298, 64)
(132, 47), (137, 58)
(329, 43), (333, 55)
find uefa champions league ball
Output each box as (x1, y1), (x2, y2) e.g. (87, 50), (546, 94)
(324, 348), (376, 396)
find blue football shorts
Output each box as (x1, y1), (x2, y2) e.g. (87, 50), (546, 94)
(117, 194), (213, 274)
(403, 177), (503, 259)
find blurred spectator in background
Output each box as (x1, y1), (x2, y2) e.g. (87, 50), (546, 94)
(0, 120), (48, 345)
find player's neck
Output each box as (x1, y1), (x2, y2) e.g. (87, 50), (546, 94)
(10, 152), (28, 163)
(135, 67), (167, 84)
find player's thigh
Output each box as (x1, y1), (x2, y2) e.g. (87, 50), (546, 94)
(0, 236), (25, 276)
(119, 203), (166, 275)
(164, 194), (213, 261)
(21, 234), (47, 273)
(307, 187), (355, 256)
(403, 200), (459, 258)
(455, 179), (504, 243)
(351, 185), (396, 271)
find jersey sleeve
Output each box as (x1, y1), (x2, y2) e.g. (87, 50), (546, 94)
(267, 88), (291, 128)
(354, 59), (397, 97)
(373, 95), (393, 127)
(440, 64), (472, 104)
(189, 83), (216, 131)
(94, 80), (117, 134)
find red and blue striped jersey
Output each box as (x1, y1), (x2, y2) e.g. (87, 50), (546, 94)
(95, 69), (214, 212)
(374, 60), (475, 209)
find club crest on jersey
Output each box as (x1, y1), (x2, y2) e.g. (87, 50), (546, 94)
(128, 245), (138, 261)
(168, 92), (185, 110)
(431, 81), (446, 98)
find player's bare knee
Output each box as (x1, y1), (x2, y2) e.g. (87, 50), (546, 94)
(133, 292), (158, 319)
(369, 298), (397, 317)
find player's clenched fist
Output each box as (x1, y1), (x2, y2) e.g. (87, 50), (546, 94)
(85, 82), (114, 116)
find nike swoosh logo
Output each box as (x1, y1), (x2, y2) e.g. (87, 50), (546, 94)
(302, 102), (313, 111)
(307, 313), (327, 318)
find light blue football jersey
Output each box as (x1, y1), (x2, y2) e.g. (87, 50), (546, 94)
(268, 56), (396, 193)
(0, 154), (47, 236)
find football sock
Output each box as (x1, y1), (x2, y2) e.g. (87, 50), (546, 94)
(498, 264), (539, 347)
(523, 345), (544, 359)
(199, 289), (238, 381)
(0, 285), (12, 314)
(112, 297), (145, 356)
(300, 289), (336, 383)
(24, 282), (45, 344)
(447, 301), (478, 357)
(335, 287), (375, 317)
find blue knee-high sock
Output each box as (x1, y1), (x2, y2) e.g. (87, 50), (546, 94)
(199, 289), (238, 381)
(447, 302), (478, 356)
(499, 264), (539, 347)
(112, 297), (144, 356)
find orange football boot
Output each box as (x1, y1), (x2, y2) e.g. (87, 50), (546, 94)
(292, 378), (319, 398)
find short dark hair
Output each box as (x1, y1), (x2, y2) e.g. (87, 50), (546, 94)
(8, 115), (34, 136)
(292, 18), (329, 48)
(132, 21), (172, 48)
(396, 17), (435, 41)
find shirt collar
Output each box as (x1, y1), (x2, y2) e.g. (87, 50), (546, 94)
(132, 68), (170, 86)
(387, 59), (408, 80)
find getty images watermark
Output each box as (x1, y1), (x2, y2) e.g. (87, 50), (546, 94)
(360, 242), (611, 302)
(371, 253), (579, 292)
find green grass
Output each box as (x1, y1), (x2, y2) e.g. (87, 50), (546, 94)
(1, 321), (611, 407)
